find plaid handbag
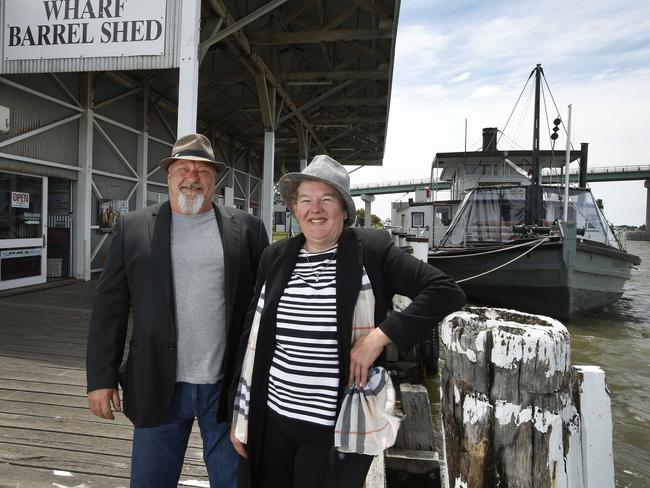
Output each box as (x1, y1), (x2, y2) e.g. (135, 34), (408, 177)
(334, 366), (401, 455)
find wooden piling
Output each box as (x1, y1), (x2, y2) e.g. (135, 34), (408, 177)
(439, 307), (613, 488)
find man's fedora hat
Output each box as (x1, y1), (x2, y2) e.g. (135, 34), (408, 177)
(278, 154), (356, 225)
(159, 133), (225, 172)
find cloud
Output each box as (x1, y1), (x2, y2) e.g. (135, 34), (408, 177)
(354, 0), (650, 225)
(449, 72), (471, 83)
(471, 84), (501, 98)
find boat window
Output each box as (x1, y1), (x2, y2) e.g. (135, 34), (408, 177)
(412, 212), (425, 228)
(465, 162), (478, 176)
(438, 187), (526, 247)
(435, 206), (452, 226)
(543, 187), (622, 249)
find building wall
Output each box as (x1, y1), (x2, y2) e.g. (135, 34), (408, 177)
(0, 70), (263, 281)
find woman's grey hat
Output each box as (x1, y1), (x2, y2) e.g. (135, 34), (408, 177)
(159, 133), (226, 172)
(278, 154), (356, 224)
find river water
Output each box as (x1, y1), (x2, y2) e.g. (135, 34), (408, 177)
(569, 240), (650, 487)
(428, 240), (649, 487)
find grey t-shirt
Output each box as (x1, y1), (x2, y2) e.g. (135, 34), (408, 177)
(171, 210), (226, 384)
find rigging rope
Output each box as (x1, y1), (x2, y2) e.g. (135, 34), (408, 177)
(430, 237), (551, 284)
(430, 237), (548, 259)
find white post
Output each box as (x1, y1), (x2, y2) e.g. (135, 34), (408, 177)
(245, 151), (252, 213)
(135, 83), (149, 210)
(361, 193), (375, 228)
(136, 133), (149, 210)
(261, 131), (275, 241)
(74, 74), (93, 281)
(224, 186), (235, 208)
(573, 365), (615, 488)
(300, 158), (308, 171)
(563, 104), (572, 221)
(177, 0), (201, 136)
(644, 180), (650, 231)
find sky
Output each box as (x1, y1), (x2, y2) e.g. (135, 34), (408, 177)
(348, 0), (650, 227)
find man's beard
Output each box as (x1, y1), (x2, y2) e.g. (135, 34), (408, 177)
(177, 189), (205, 215)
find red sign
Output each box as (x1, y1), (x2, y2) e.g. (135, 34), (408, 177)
(11, 191), (29, 208)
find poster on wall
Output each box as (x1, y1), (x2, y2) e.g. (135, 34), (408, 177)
(11, 191), (29, 208)
(3, 0), (167, 61)
(99, 199), (128, 233)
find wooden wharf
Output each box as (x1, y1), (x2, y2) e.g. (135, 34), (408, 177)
(0, 282), (443, 488)
(0, 280), (210, 488)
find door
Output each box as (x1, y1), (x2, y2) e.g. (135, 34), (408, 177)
(0, 172), (48, 291)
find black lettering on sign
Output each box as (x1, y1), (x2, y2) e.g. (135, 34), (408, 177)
(146, 19), (162, 41)
(9, 26), (21, 47)
(37, 24), (52, 45)
(20, 26), (35, 46)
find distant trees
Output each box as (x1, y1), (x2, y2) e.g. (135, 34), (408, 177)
(355, 209), (384, 228)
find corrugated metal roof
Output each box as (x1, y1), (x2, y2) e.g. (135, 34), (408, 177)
(0, 0), (181, 74)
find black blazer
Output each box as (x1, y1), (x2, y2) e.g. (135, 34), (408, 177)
(243, 227), (465, 484)
(86, 201), (268, 427)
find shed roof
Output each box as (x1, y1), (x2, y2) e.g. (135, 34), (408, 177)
(168, 0), (400, 172)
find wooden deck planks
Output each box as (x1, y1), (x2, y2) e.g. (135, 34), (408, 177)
(0, 281), (209, 487)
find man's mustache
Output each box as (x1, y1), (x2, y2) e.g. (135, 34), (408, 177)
(179, 183), (204, 191)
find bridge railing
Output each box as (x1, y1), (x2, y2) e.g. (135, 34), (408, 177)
(541, 164), (650, 175)
(351, 164), (650, 193)
(351, 178), (431, 191)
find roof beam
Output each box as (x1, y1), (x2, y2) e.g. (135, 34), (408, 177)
(206, 0), (323, 146)
(200, 0), (287, 51)
(255, 74), (274, 130)
(282, 70), (388, 81)
(294, 96), (387, 107)
(249, 29), (393, 44)
(277, 79), (354, 124)
(349, 0), (394, 18)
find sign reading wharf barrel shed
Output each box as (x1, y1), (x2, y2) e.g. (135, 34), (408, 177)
(3, 0), (167, 60)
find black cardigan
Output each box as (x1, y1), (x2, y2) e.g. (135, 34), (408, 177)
(240, 227), (465, 484)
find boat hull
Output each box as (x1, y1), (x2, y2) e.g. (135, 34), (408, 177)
(428, 240), (639, 321)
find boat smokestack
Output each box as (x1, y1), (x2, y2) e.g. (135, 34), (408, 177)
(482, 127), (498, 151)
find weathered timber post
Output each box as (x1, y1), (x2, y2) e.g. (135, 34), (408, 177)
(439, 307), (614, 488)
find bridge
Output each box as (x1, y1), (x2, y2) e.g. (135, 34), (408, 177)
(350, 164), (650, 196)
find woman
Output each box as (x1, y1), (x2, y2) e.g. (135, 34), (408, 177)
(231, 155), (465, 487)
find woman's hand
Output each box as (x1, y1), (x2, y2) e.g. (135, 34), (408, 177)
(348, 328), (392, 387)
(230, 425), (248, 458)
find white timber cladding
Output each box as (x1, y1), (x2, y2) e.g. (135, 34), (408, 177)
(0, 0), (181, 74)
(0, 71), (263, 278)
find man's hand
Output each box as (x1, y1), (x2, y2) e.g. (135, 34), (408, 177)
(230, 425), (248, 458)
(348, 327), (392, 388)
(88, 388), (121, 420)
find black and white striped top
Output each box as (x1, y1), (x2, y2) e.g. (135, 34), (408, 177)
(267, 246), (340, 426)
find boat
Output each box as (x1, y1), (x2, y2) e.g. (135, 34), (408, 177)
(417, 64), (640, 320)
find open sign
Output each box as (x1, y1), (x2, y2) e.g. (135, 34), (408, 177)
(11, 192), (30, 208)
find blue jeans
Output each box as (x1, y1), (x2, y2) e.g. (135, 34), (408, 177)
(130, 381), (238, 487)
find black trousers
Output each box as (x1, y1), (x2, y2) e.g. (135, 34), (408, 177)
(260, 410), (373, 488)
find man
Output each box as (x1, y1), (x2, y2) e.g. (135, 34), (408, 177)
(86, 133), (268, 487)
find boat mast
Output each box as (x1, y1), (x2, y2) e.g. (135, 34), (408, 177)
(527, 64), (544, 225)
(532, 64), (541, 186)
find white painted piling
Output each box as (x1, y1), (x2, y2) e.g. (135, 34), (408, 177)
(439, 307), (615, 488)
(406, 236), (429, 261)
(391, 231), (401, 247)
(573, 365), (615, 488)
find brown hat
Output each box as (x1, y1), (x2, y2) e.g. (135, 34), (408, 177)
(159, 133), (225, 172)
